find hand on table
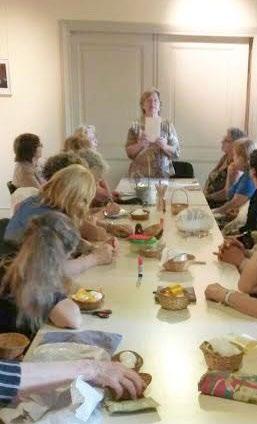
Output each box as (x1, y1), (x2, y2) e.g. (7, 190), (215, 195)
(93, 238), (119, 265)
(213, 238), (246, 267)
(90, 361), (145, 400)
(105, 201), (120, 216)
(205, 283), (227, 303)
(107, 223), (133, 238)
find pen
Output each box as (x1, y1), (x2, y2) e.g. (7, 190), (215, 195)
(137, 255), (144, 287)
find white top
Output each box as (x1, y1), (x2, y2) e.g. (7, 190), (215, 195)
(25, 178), (257, 424)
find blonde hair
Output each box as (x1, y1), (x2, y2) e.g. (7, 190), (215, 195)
(140, 88), (161, 117)
(64, 135), (89, 152)
(233, 138), (257, 169)
(40, 164), (96, 227)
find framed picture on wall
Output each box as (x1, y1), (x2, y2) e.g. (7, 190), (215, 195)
(0, 59), (11, 96)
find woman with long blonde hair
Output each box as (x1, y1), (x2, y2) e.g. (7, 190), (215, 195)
(5, 165), (118, 275)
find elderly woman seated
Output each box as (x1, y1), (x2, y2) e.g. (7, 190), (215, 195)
(12, 133), (45, 189)
(204, 127), (246, 209)
(212, 138), (256, 219)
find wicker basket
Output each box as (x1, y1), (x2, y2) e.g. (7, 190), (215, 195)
(72, 290), (104, 311)
(163, 254), (195, 272)
(112, 350), (143, 372)
(0, 333), (30, 359)
(130, 209), (150, 221)
(170, 189), (189, 215)
(159, 289), (189, 310)
(200, 341), (244, 371)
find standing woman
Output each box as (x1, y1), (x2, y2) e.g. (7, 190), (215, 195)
(126, 88), (180, 178)
(12, 133), (44, 189)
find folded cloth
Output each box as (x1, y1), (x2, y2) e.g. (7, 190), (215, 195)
(0, 376), (104, 424)
(40, 330), (122, 355)
(199, 371), (257, 404)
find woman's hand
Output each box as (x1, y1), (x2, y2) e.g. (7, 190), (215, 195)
(105, 202), (120, 216)
(217, 243), (246, 267)
(205, 283), (227, 303)
(93, 241), (117, 265)
(90, 361), (145, 400)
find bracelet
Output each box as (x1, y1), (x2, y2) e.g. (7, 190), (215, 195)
(223, 290), (237, 306)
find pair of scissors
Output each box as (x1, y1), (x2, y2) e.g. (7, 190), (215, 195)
(82, 309), (112, 319)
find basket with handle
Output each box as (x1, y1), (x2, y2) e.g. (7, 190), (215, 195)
(200, 341), (244, 371)
(170, 188), (189, 215)
(158, 288), (189, 310)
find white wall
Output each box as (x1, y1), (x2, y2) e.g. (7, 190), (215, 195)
(0, 0), (257, 210)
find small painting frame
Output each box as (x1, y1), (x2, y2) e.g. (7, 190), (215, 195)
(0, 59), (11, 96)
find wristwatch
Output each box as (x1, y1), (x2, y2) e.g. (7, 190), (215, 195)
(223, 290), (236, 306)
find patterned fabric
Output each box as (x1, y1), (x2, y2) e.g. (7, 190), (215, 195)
(0, 361), (21, 404)
(205, 154), (231, 196)
(199, 371), (257, 404)
(126, 119), (180, 178)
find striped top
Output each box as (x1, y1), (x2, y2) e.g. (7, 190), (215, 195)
(0, 361), (21, 404)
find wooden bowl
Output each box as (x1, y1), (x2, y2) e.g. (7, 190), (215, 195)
(159, 289), (189, 311)
(130, 209), (150, 221)
(0, 333), (30, 359)
(200, 341), (244, 372)
(72, 289), (104, 311)
(163, 254), (195, 272)
(112, 350), (143, 371)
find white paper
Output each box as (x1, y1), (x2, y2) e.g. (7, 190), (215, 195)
(145, 117), (161, 142)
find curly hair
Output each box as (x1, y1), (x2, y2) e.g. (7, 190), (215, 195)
(42, 151), (87, 181)
(0, 212), (80, 332)
(77, 148), (109, 180)
(14, 133), (41, 163)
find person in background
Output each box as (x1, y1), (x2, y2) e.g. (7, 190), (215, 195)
(64, 124), (98, 152)
(4, 165), (118, 275)
(126, 88), (180, 178)
(212, 138), (256, 216)
(204, 128), (246, 208)
(12, 133), (45, 189)
(0, 359), (144, 405)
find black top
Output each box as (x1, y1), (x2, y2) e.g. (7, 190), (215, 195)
(240, 189), (257, 233)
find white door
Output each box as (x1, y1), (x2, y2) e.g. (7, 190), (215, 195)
(70, 32), (154, 188)
(157, 36), (249, 185)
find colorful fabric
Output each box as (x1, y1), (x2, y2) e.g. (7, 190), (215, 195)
(199, 371), (257, 404)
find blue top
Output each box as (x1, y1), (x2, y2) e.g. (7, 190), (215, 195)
(228, 171), (255, 200)
(4, 195), (54, 245)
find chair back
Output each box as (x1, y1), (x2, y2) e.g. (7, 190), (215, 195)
(7, 181), (17, 194)
(171, 161), (194, 178)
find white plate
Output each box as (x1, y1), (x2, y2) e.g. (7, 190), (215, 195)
(29, 342), (110, 362)
(104, 208), (128, 219)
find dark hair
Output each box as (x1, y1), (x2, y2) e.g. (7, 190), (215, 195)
(43, 151), (85, 181)
(250, 149), (257, 172)
(228, 127), (246, 141)
(14, 133), (41, 163)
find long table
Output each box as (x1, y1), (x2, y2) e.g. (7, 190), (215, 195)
(26, 179), (257, 423)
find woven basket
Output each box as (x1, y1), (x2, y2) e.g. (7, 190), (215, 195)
(0, 333), (30, 359)
(200, 341), (244, 371)
(159, 290), (189, 310)
(130, 209), (150, 221)
(170, 189), (189, 215)
(73, 290), (104, 311)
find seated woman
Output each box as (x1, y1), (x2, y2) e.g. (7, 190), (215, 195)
(0, 359), (144, 404)
(42, 152), (132, 240)
(4, 165), (118, 275)
(204, 127), (246, 208)
(0, 212), (82, 337)
(212, 138), (256, 217)
(64, 127), (114, 205)
(126, 88), (179, 178)
(12, 133), (45, 189)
